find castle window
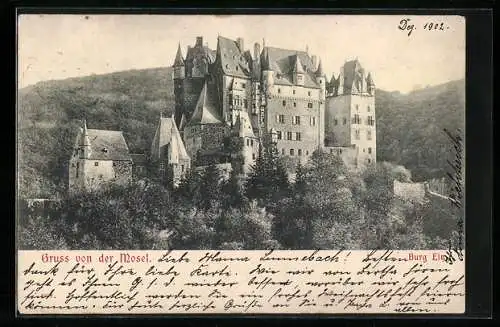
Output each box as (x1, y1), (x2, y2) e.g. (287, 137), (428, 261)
(295, 132), (301, 141)
(334, 118), (338, 125)
(282, 100), (286, 106)
(276, 131), (282, 140)
(308, 91), (311, 96)
(278, 115), (285, 124)
(181, 165), (185, 172)
(112, 162), (116, 167)
(306, 150), (309, 155)
(368, 147), (372, 154)
(367, 130), (372, 140)
(330, 149), (333, 154)
(235, 66), (239, 71)
(355, 129), (360, 140)
(367, 116), (375, 126)
(339, 149), (343, 154)
(247, 139), (250, 146)
(290, 149), (295, 156)
(278, 88), (281, 93)
(287, 132), (293, 140)
(244, 99), (248, 108)
(368, 159), (371, 164)
(310, 116), (316, 126)
(293, 102), (297, 107)
(298, 149), (302, 156)
(293, 116), (301, 125)
(343, 118), (347, 125)
(293, 89), (296, 95)
(352, 114), (361, 124)
(282, 148), (285, 155)
(307, 102), (313, 108)
(363, 148), (365, 153)
(76, 162), (79, 178)
(367, 105), (371, 112)
(241, 83), (246, 88)
(251, 140), (254, 146)
(94, 162), (99, 166)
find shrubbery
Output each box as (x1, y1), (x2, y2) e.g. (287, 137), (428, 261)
(18, 144), (455, 250)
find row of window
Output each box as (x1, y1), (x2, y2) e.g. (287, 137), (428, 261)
(281, 148), (309, 156)
(276, 131), (302, 141)
(276, 114), (316, 126)
(354, 129), (373, 140)
(354, 104), (372, 112)
(278, 88), (313, 97)
(245, 139), (255, 147)
(332, 115), (375, 126)
(281, 100), (314, 108)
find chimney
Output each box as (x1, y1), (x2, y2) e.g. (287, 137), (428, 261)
(196, 36), (203, 47)
(237, 37), (244, 52)
(254, 42), (261, 61)
(311, 55), (318, 69)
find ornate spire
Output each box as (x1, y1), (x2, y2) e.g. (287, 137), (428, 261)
(173, 43), (184, 67)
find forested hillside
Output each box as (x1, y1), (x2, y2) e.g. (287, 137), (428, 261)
(376, 80), (465, 181)
(17, 66), (465, 198)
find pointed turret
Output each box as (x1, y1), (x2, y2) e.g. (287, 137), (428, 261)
(366, 72), (374, 86)
(173, 43), (184, 67)
(79, 119), (92, 159)
(173, 43), (185, 80)
(315, 58), (325, 77)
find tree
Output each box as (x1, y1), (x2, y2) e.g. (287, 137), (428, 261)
(245, 136), (289, 205)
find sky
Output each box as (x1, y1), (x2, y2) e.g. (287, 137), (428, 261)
(18, 14), (465, 93)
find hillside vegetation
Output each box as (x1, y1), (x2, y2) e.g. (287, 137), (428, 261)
(17, 66), (464, 198)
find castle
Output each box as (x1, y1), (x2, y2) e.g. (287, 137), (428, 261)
(69, 35), (377, 191)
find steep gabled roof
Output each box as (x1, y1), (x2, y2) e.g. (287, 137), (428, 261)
(260, 46), (320, 88)
(293, 55), (306, 74)
(151, 116), (190, 163)
(84, 129), (132, 161)
(216, 36), (252, 78)
(187, 82), (223, 126)
(234, 111), (256, 138)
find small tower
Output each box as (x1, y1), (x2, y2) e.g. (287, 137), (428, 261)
(292, 54), (305, 86)
(315, 58), (326, 99)
(366, 72), (375, 96)
(79, 119), (92, 159)
(173, 43), (185, 127)
(261, 50), (274, 97)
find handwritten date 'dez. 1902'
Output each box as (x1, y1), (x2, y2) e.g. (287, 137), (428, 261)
(398, 18), (451, 36)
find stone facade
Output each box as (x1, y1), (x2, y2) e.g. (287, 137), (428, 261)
(172, 36), (377, 176)
(68, 121), (133, 193)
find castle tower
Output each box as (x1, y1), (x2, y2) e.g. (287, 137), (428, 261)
(325, 60), (376, 169)
(261, 50), (274, 99)
(315, 58), (326, 149)
(79, 119), (92, 159)
(173, 43), (185, 127)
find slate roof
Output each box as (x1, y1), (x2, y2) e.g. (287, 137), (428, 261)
(216, 36), (252, 78)
(187, 82), (223, 126)
(151, 116), (190, 163)
(260, 46), (320, 88)
(234, 111), (256, 138)
(185, 45), (216, 64)
(85, 129), (132, 161)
